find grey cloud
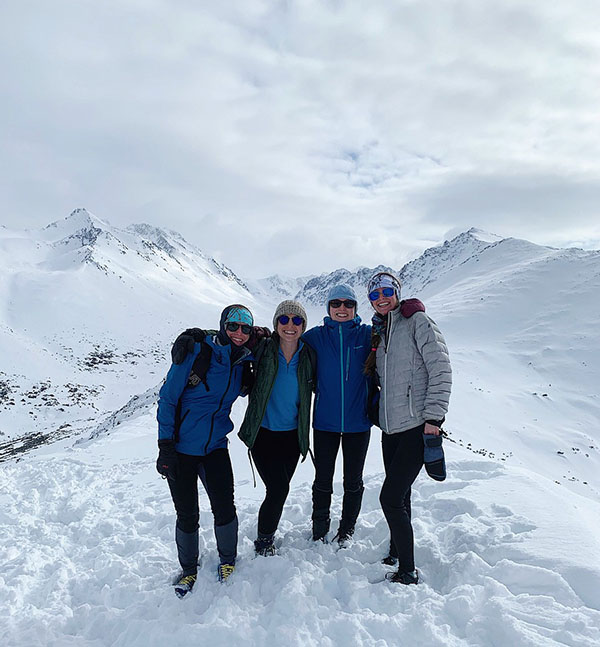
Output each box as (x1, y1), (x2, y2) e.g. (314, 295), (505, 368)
(1, 1), (599, 276)
(407, 172), (600, 233)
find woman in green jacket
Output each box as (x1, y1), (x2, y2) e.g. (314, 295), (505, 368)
(238, 300), (315, 556)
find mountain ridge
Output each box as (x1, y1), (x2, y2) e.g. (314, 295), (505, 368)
(2, 210), (599, 506)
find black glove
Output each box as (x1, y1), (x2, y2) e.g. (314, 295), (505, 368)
(246, 326), (271, 351)
(171, 328), (207, 364)
(156, 439), (178, 481)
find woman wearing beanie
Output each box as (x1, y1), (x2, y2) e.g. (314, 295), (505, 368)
(238, 300), (316, 556)
(302, 284), (373, 545)
(365, 272), (452, 584)
(157, 304), (256, 593)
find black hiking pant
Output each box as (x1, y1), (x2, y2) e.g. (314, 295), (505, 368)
(167, 448), (238, 573)
(251, 427), (301, 537)
(311, 428), (371, 539)
(379, 425), (424, 573)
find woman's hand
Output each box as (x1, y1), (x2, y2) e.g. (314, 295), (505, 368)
(424, 422), (440, 436)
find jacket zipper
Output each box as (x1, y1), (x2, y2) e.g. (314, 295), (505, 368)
(339, 324), (345, 432)
(383, 310), (393, 432)
(407, 384), (415, 418)
(204, 366), (233, 454)
(203, 348), (248, 454)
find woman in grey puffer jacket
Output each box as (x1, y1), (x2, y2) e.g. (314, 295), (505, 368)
(365, 272), (452, 585)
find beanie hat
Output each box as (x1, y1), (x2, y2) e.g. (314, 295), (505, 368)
(273, 300), (308, 333)
(367, 272), (401, 298)
(218, 304), (254, 345)
(326, 284), (357, 315)
(224, 305), (254, 326)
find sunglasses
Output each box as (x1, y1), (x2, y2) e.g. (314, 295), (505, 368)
(329, 299), (357, 309)
(368, 287), (395, 301)
(225, 322), (252, 334)
(278, 315), (304, 326)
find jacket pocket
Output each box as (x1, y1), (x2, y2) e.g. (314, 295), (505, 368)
(407, 385), (415, 418)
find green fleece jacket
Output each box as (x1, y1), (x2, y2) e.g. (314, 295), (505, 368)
(238, 335), (315, 457)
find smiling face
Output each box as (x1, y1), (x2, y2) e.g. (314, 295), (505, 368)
(371, 288), (398, 316)
(329, 299), (356, 322)
(277, 314), (303, 344)
(225, 324), (250, 346)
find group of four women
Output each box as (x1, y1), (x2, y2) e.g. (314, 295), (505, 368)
(156, 272), (452, 597)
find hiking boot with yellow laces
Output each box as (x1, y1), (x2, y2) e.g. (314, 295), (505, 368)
(217, 562), (235, 583)
(173, 573), (197, 598)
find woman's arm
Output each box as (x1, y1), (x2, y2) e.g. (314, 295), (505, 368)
(157, 349), (197, 440)
(413, 313), (452, 424)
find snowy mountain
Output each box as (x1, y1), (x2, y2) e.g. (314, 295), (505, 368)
(0, 209), (268, 454)
(290, 228), (504, 309)
(1, 212), (599, 646)
(247, 273), (314, 303)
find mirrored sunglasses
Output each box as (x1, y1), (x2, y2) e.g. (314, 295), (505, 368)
(278, 315), (304, 326)
(368, 287), (395, 301)
(226, 322), (252, 334)
(329, 299), (357, 309)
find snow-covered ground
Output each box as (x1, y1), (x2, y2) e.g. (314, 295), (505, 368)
(2, 408), (599, 646)
(1, 213), (599, 645)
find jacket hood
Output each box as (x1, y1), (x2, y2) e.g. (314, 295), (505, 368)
(218, 303), (254, 346)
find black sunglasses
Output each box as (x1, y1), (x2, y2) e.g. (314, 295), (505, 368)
(329, 299), (356, 309)
(278, 315), (304, 326)
(226, 322), (252, 334)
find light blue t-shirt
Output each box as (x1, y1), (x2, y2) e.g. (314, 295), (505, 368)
(261, 343), (302, 431)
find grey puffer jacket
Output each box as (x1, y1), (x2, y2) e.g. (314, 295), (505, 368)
(376, 308), (451, 434)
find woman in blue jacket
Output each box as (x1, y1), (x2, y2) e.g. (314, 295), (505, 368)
(302, 285), (372, 544)
(156, 304), (254, 595)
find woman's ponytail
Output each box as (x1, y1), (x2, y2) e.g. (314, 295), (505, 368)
(364, 330), (381, 376)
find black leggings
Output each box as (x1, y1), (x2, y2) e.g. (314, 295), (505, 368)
(168, 448), (236, 533)
(380, 425), (424, 572)
(251, 427), (301, 537)
(311, 429), (371, 537)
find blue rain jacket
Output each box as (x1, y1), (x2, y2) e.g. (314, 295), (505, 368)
(157, 336), (251, 455)
(302, 316), (371, 433)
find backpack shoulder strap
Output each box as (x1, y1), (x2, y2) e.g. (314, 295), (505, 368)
(253, 337), (268, 366)
(187, 341), (213, 391)
(241, 337), (269, 396)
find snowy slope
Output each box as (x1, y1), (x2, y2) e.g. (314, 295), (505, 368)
(0, 209), (275, 453)
(282, 230), (600, 499)
(1, 406), (599, 647)
(429, 238), (600, 501)
(1, 216), (599, 645)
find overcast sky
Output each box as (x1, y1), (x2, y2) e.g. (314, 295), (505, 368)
(2, 0), (599, 278)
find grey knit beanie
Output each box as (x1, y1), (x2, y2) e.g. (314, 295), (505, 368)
(272, 300), (308, 333)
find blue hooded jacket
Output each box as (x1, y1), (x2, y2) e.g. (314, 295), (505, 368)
(157, 335), (252, 455)
(302, 315), (372, 433)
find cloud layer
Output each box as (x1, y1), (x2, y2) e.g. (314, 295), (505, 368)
(1, 0), (599, 276)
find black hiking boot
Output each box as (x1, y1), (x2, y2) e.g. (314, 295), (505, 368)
(254, 536), (276, 557)
(332, 527), (354, 548)
(173, 572), (197, 598)
(385, 569), (419, 585)
(312, 517), (330, 543)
